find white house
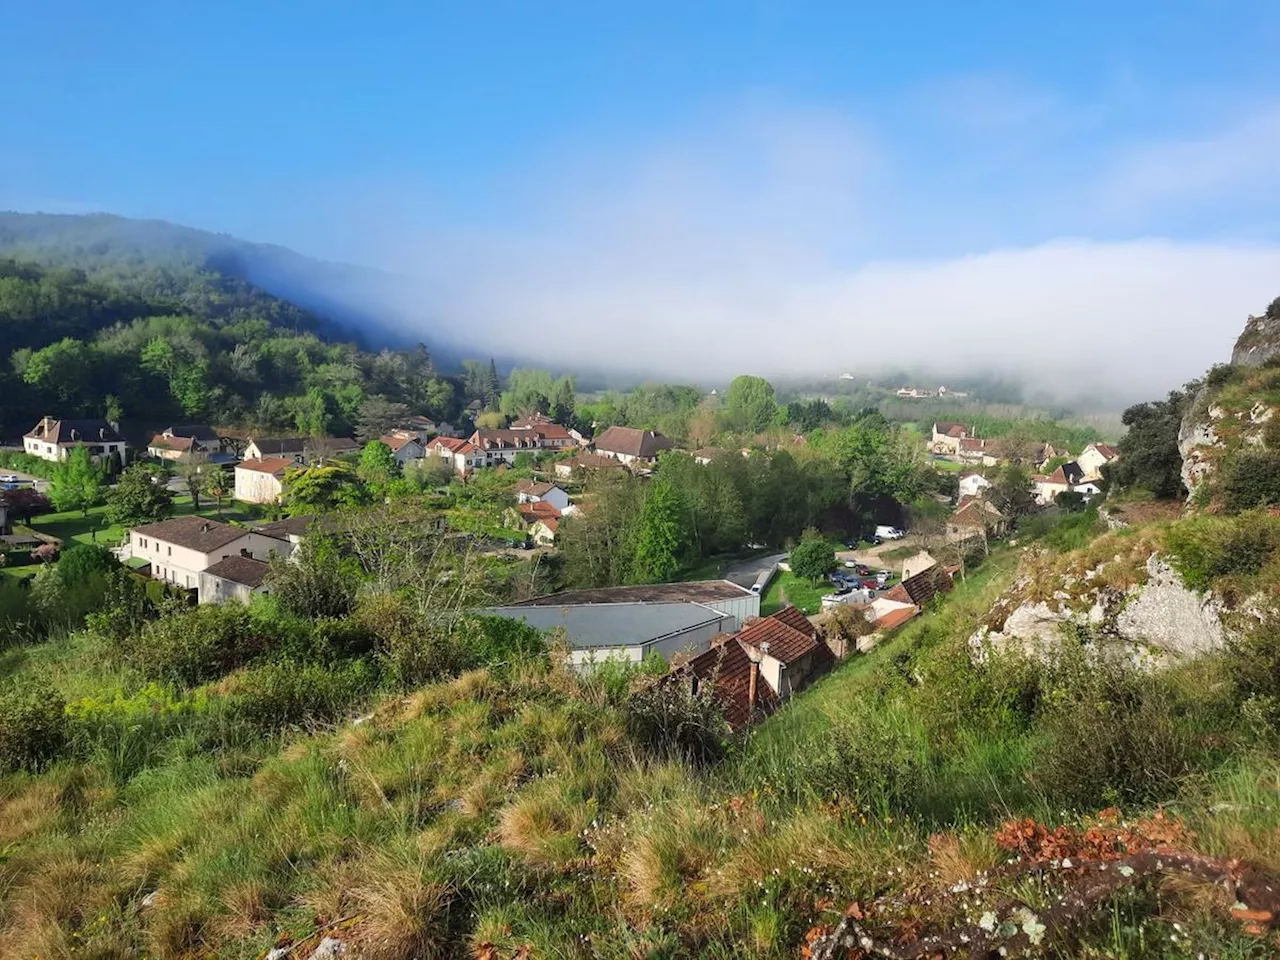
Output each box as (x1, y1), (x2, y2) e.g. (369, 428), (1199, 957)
(929, 422), (969, 456)
(379, 431), (425, 465)
(23, 417), (126, 463)
(425, 436), (487, 475)
(469, 429), (541, 466)
(1031, 461), (1087, 505)
(234, 457), (295, 504)
(958, 473), (992, 499)
(1077, 443), (1120, 481)
(147, 425), (221, 461)
(513, 479), (571, 512)
(129, 516), (292, 595)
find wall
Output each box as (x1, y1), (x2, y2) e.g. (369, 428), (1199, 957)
(235, 469), (283, 504)
(702, 593), (760, 630)
(196, 573), (257, 605)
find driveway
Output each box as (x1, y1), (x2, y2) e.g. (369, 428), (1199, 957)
(0, 469), (50, 493)
(721, 552), (787, 588)
(837, 534), (926, 568)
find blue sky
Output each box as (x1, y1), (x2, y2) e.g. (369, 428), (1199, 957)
(4, 2), (1280, 394)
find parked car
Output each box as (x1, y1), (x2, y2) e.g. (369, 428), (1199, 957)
(855, 564), (872, 576)
(875, 525), (906, 540)
(0, 474), (17, 483)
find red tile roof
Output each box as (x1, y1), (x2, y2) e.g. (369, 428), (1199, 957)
(594, 425), (674, 459)
(149, 433), (195, 453)
(875, 607), (917, 632)
(380, 432), (420, 453)
(676, 637), (780, 729)
(427, 436), (474, 454)
(236, 457), (296, 477)
(770, 604), (816, 638)
(737, 607), (818, 664)
(883, 564), (953, 607)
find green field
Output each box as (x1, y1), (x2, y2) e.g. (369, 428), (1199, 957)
(25, 496), (265, 550)
(760, 568), (831, 615)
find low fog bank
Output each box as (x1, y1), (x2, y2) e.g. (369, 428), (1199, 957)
(309, 238), (1279, 408)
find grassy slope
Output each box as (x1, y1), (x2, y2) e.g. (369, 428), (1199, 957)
(4, 516), (1280, 956)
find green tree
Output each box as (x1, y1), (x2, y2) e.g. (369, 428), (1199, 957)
(1108, 383), (1198, 499)
(789, 529), (836, 582)
(724, 375), (778, 434)
(551, 376), (577, 425)
(106, 463), (174, 525)
(177, 453), (208, 511)
(484, 358), (502, 403)
(283, 462), (367, 515)
(630, 479), (689, 583)
(22, 337), (94, 408)
(357, 440), (398, 490)
(48, 447), (105, 516)
(205, 469), (229, 517)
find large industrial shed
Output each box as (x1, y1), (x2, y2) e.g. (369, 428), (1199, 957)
(508, 579), (759, 631)
(483, 601), (733, 668)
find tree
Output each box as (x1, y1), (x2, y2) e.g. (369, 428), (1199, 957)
(106, 463), (174, 525)
(48, 447), (105, 517)
(484, 358), (502, 404)
(356, 395), (410, 442)
(177, 452), (208, 510)
(789, 529), (836, 582)
(991, 464), (1034, 517)
(205, 469), (229, 517)
(724, 375), (778, 434)
(550, 376), (577, 426)
(630, 479), (689, 583)
(357, 440), (398, 490)
(1108, 383), (1198, 499)
(283, 462), (368, 515)
(0, 488), (51, 525)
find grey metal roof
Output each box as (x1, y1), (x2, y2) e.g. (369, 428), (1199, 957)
(512, 579), (754, 607)
(483, 602), (729, 649)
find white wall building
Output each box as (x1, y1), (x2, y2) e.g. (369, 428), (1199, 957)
(23, 417), (126, 463)
(129, 516), (293, 594)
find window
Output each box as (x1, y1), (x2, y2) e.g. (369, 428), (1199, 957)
(167, 546), (172, 556)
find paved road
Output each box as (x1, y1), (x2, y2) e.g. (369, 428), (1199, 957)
(721, 552), (787, 588)
(0, 469), (50, 493)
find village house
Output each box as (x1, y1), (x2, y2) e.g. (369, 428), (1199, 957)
(128, 515), (292, 595)
(147, 424), (221, 461)
(1031, 461), (1087, 505)
(692, 448), (725, 465)
(554, 452), (624, 479)
(513, 501), (561, 544)
(593, 425), (674, 465)
(234, 457), (295, 504)
(671, 633), (780, 729)
(958, 472), (993, 499)
(513, 479), (572, 512)
(901, 549), (939, 581)
(198, 555), (272, 605)
(243, 437), (307, 461)
(881, 563), (954, 608)
(469, 428), (542, 466)
(929, 421), (970, 456)
(399, 415), (439, 442)
(947, 497), (1011, 541)
(1077, 442), (1120, 481)
(305, 436), (361, 462)
(425, 436), (487, 475)
(379, 430), (425, 465)
(251, 515), (312, 548)
(957, 437), (989, 463)
(23, 417), (126, 463)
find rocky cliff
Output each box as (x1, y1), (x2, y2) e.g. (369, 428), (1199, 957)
(1178, 300), (1280, 502)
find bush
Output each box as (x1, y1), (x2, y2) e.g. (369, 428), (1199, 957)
(266, 537), (357, 619)
(120, 603), (270, 686)
(1221, 451), (1280, 513)
(56, 543), (119, 586)
(226, 659), (378, 732)
(0, 676), (67, 772)
(1163, 512), (1280, 592)
(802, 712), (928, 812)
(624, 680), (730, 767)
(1033, 642), (1212, 808)
(789, 529), (836, 582)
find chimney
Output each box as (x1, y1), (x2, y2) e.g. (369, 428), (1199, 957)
(747, 660), (759, 714)
(200, 522), (211, 533)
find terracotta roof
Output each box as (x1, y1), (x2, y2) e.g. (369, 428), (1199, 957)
(675, 637), (780, 729)
(737, 607), (819, 664)
(594, 425), (674, 459)
(471, 429), (541, 450)
(248, 437), (307, 455)
(934, 421), (968, 438)
(511, 412), (555, 428)
(236, 457), (295, 477)
(1092, 443), (1119, 459)
(512, 579), (756, 606)
(770, 604), (817, 638)
(203, 554), (270, 588)
(131, 516), (251, 553)
(149, 433), (195, 453)
(533, 515), (559, 534)
(958, 437), (987, 453)
(518, 501), (562, 524)
(25, 417), (122, 444)
(380, 432), (421, 453)
(532, 425), (574, 442)
(427, 436), (476, 454)
(951, 498), (1006, 529)
(1048, 461), (1085, 485)
(875, 607), (917, 632)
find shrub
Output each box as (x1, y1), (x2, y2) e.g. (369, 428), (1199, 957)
(1221, 451), (1280, 513)
(802, 712), (928, 811)
(624, 680), (730, 767)
(1163, 512), (1280, 592)
(120, 603), (270, 686)
(265, 537), (357, 619)
(789, 528), (836, 582)
(226, 659), (378, 732)
(0, 676), (67, 772)
(56, 543), (119, 586)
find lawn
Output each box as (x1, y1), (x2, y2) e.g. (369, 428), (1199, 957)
(930, 458), (965, 472)
(760, 568), (831, 616)
(25, 496), (266, 549)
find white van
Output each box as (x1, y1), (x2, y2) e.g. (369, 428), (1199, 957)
(875, 525), (906, 540)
